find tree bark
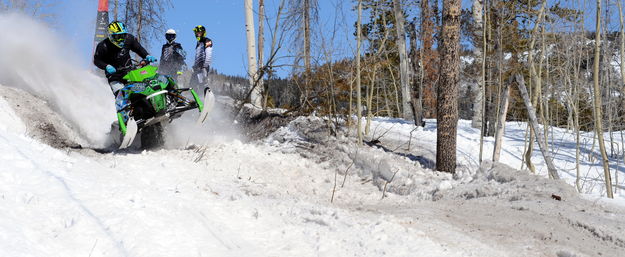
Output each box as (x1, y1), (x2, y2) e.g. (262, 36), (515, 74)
(409, 21), (424, 126)
(515, 74), (560, 180)
(421, 0), (436, 118)
(593, 0), (613, 198)
(436, 0), (461, 173)
(244, 0), (261, 106)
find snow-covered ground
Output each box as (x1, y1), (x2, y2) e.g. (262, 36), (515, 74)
(3, 95), (625, 256)
(2, 13), (625, 257)
(366, 117), (625, 200)
(0, 94), (478, 257)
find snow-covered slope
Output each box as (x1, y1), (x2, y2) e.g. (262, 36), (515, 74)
(3, 13), (625, 257)
(0, 13), (115, 148)
(0, 96), (474, 256)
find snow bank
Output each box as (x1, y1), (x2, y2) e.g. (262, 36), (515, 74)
(266, 116), (458, 199)
(0, 13), (115, 148)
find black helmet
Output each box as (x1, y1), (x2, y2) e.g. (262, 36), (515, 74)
(193, 25), (206, 41)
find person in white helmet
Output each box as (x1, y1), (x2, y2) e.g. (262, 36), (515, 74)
(159, 29), (186, 78)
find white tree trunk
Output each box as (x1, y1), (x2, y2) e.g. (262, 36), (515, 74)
(356, 0), (363, 144)
(258, 0), (266, 109)
(244, 0), (261, 107)
(492, 80), (510, 162)
(392, 0), (413, 121)
(471, 0), (484, 129)
(515, 74), (560, 180)
(593, 0), (613, 198)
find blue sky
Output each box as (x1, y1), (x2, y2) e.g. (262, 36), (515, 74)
(49, 0), (357, 77)
(46, 0), (618, 77)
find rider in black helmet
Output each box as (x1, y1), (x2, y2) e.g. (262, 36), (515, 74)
(93, 21), (157, 94)
(190, 25), (213, 88)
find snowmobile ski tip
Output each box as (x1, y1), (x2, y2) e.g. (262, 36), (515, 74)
(119, 118), (138, 149)
(196, 88), (215, 124)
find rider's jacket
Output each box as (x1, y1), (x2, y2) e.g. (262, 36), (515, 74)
(193, 37), (212, 72)
(159, 41), (186, 76)
(93, 34), (149, 82)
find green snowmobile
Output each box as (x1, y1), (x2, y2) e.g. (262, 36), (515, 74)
(113, 61), (215, 149)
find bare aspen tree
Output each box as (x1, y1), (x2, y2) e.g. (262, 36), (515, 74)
(356, 0), (363, 145)
(478, 0), (487, 163)
(593, 0), (613, 198)
(392, 0), (412, 121)
(245, 0), (261, 106)
(471, 0), (484, 129)
(258, 0), (266, 109)
(619, 1), (625, 101)
(303, 0), (311, 97)
(516, 75), (560, 180)
(492, 78), (510, 162)
(618, 0), (625, 193)
(122, 0), (172, 47)
(524, 1), (546, 174)
(437, 0), (461, 173)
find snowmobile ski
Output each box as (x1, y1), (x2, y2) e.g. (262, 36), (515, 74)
(119, 117), (138, 149)
(195, 87), (215, 124)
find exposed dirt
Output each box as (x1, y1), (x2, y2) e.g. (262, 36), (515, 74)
(0, 85), (85, 148)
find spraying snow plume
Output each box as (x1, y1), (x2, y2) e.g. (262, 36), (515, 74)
(165, 99), (241, 148)
(0, 13), (115, 147)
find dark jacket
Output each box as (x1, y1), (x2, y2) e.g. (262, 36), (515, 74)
(159, 42), (186, 76)
(93, 34), (149, 82)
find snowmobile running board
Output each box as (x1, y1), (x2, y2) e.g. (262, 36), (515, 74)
(196, 87), (215, 124)
(119, 117), (138, 149)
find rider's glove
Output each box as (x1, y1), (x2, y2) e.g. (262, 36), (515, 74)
(105, 65), (116, 75)
(146, 55), (157, 63)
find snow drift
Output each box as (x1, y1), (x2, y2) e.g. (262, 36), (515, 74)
(0, 13), (115, 147)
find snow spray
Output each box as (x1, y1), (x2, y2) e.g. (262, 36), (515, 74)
(165, 96), (242, 149)
(0, 13), (116, 147)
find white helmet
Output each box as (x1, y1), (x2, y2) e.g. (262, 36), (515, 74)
(165, 29), (176, 43)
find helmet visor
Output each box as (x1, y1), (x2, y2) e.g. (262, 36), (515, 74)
(165, 34), (176, 42)
(111, 33), (126, 43)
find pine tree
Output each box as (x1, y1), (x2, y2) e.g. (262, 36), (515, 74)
(437, 0), (461, 173)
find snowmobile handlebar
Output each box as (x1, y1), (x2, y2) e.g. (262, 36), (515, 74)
(116, 59), (155, 72)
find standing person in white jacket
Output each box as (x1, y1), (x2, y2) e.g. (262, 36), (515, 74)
(191, 25), (213, 88)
